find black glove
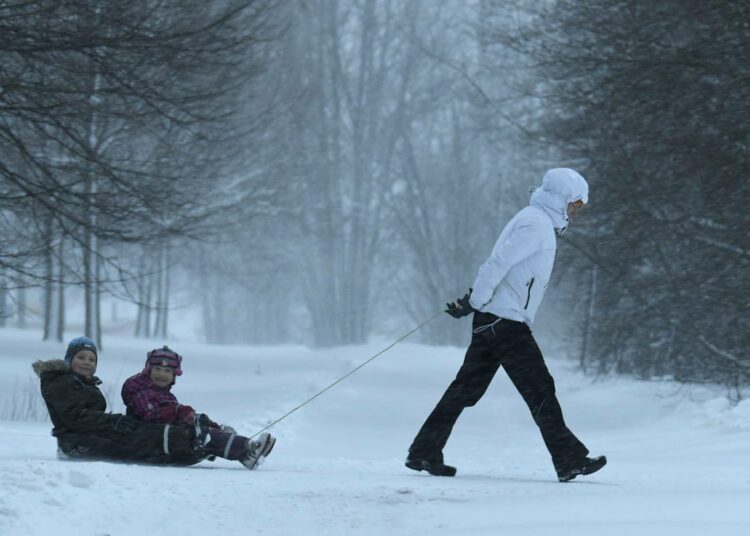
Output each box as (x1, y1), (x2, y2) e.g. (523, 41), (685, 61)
(445, 289), (474, 318)
(196, 413), (220, 430)
(112, 414), (140, 434)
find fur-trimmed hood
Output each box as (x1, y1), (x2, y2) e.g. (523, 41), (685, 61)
(32, 359), (101, 385)
(32, 359), (68, 376)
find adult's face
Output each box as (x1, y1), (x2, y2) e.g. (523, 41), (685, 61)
(567, 199), (585, 219)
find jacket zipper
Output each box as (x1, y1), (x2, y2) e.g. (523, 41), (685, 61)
(524, 278), (535, 309)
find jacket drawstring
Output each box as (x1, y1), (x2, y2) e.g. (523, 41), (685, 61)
(473, 317), (503, 335)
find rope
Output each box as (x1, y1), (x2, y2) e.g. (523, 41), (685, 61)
(249, 310), (445, 439)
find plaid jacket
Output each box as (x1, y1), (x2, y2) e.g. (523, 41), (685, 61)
(121, 372), (192, 424)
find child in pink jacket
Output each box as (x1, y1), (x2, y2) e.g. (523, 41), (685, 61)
(122, 346), (274, 470)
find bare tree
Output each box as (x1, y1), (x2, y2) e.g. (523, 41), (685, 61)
(1, 0), (278, 343)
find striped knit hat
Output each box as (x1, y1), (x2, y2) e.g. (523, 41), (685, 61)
(145, 346), (183, 376)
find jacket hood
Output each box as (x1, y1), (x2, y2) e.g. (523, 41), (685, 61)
(530, 168), (589, 231)
(32, 359), (69, 376)
(32, 359), (101, 385)
(541, 168), (589, 204)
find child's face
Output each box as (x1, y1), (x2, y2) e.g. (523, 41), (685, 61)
(150, 365), (175, 388)
(71, 351), (97, 379)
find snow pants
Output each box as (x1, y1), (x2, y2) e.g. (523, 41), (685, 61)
(57, 421), (208, 466)
(409, 312), (589, 471)
(203, 428), (251, 461)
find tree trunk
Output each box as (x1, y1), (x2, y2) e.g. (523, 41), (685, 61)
(16, 276), (27, 328)
(135, 255), (149, 338)
(198, 252), (214, 343)
(211, 272), (225, 344)
(83, 201), (94, 338)
(153, 243), (165, 338)
(84, 64), (102, 339)
(160, 242), (170, 339)
(0, 268), (7, 328)
(135, 291), (143, 336)
(43, 215), (55, 340)
(94, 237), (102, 350)
(144, 268), (153, 338)
(580, 264), (597, 373)
(56, 237), (65, 342)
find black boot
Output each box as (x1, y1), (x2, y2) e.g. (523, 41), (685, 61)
(557, 455), (607, 482)
(405, 454), (457, 477)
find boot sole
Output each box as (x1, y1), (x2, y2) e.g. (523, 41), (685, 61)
(261, 435), (276, 458)
(256, 435), (276, 466)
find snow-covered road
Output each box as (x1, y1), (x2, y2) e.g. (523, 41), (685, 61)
(1, 328), (749, 535)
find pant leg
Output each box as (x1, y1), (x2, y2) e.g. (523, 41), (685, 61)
(58, 423), (207, 466)
(497, 323), (588, 469)
(204, 428), (249, 460)
(409, 312), (503, 460)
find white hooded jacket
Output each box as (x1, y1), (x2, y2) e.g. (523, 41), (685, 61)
(469, 168), (589, 325)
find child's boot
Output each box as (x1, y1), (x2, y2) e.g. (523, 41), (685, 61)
(240, 432), (276, 470)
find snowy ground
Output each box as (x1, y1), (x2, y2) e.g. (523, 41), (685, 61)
(1, 327), (749, 535)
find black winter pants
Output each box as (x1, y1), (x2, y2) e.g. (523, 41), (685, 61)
(409, 312), (588, 471)
(58, 422), (207, 466)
